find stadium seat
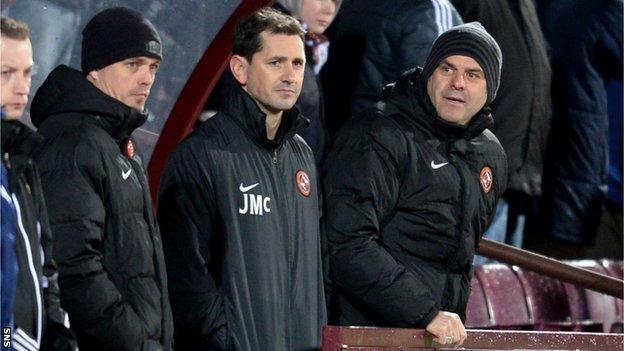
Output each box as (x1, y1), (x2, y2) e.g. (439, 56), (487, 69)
(474, 264), (531, 329)
(465, 274), (492, 328)
(567, 260), (620, 333)
(514, 268), (572, 331)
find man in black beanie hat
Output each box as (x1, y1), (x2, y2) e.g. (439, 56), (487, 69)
(323, 22), (507, 347)
(29, 7), (172, 351)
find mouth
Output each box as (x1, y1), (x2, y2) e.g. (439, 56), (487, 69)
(276, 89), (296, 95)
(444, 96), (465, 104)
(5, 103), (26, 109)
(317, 20), (329, 28)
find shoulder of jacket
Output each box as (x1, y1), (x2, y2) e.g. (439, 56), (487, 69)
(342, 112), (410, 157)
(479, 128), (503, 149)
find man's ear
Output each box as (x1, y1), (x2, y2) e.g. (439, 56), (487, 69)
(230, 55), (249, 86)
(86, 70), (99, 83)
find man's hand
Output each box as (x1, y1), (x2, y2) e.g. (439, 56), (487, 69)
(425, 311), (467, 348)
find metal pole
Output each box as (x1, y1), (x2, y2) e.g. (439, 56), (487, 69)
(476, 238), (623, 298)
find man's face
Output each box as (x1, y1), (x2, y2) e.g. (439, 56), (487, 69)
(0, 36), (33, 120)
(88, 56), (161, 111)
(231, 31), (305, 115)
(427, 55), (487, 125)
(300, 0), (338, 34)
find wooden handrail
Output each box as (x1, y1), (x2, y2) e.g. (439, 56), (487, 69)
(476, 238), (624, 298)
(322, 326), (624, 350)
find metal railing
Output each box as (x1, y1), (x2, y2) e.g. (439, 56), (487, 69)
(476, 238), (623, 298)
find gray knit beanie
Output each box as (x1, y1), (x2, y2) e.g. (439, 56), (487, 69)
(421, 22), (502, 104)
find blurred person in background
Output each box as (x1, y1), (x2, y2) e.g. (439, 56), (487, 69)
(533, 0), (623, 258)
(320, 0), (462, 141)
(1, 16), (76, 351)
(450, 0), (552, 264)
(275, 0), (341, 165)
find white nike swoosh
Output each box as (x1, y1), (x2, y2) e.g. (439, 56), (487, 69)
(122, 169), (132, 180)
(431, 161), (449, 169)
(239, 182), (259, 192)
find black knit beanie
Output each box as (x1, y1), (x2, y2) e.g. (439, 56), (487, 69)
(421, 22), (502, 104)
(81, 7), (162, 74)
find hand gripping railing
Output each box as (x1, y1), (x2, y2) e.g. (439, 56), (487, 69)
(476, 238), (624, 299)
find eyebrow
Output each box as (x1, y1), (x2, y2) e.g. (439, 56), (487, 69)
(267, 56), (305, 61)
(440, 59), (483, 74)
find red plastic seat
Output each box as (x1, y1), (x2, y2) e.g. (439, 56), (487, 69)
(474, 264), (531, 329)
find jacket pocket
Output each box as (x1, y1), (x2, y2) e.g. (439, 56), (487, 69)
(125, 276), (163, 341)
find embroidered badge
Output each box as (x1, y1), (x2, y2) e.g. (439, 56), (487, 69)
(296, 170), (311, 197)
(146, 40), (161, 56)
(480, 166), (493, 193)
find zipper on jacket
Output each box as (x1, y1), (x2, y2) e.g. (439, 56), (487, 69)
(272, 150), (278, 165)
(269, 145), (294, 349)
(3, 152), (11, 169)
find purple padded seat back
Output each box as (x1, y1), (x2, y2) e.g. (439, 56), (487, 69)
(465, 275), (492, 328)
(600, 259), (623, 319)
(474, 264), (531, 329)
(568, 260), (620, 333)
(514, 268), (570, 330)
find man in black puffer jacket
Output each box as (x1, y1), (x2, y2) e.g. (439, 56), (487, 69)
(30, 8), (172, 351)
(323, 22), (507, 348)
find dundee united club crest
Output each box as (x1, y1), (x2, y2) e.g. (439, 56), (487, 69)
(480, 166), (493, 193)
(296, 170), (311, 197)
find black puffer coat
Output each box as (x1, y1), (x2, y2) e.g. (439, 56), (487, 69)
(31, 65), (173, 351)
(323, 69), (507, 327)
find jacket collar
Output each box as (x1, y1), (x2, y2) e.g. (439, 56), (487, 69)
(222, 83), (308, 151)
(31, 65), (148, 141)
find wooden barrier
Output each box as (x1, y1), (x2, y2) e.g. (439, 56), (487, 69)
(322, 325), (624, 350)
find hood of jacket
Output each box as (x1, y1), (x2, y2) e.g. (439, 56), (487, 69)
(379, 67), (494, 141)
(222, 82), (309, 151)
(30, 65), (147, 141)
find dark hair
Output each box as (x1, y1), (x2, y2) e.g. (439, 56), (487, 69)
(1, 17), (29, 40)
(233, 7), (304, 62)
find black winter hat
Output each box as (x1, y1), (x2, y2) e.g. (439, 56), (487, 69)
(81, 7), (162, 74)
(421, 22), (502, 104)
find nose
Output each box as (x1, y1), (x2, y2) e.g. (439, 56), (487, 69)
(138, 66), (156, 86)
(322, 0), (336, 15)
(450, 72), (465, 90)
(14, 74), (31, 96)
(281, 64), (296, 84)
